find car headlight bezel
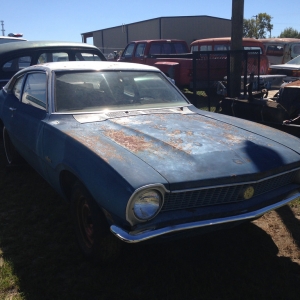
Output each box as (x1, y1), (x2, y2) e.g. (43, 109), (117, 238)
(126, 184), (167, 225)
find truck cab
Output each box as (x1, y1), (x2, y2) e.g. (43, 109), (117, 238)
(119, 39), (189, 64)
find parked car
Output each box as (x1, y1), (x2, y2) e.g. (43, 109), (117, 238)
(268, 55), (300, 83)
(1, 61), (300, 262)
(118, 39), (190, 87)
(219, 80), (300, 137)
(0, 41), (106, 88)
(259, 38), (300, 65)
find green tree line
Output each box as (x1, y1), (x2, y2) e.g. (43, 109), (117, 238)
(243, 13), (300, 39)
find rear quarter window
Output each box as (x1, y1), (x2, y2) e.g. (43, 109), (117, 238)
(75, 52), (102, 61)
(292, 45), (300, 56)
(2, 56), (31, 72)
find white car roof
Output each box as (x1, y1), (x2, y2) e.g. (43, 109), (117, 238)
(28, 61), (160, 72)
(0, 36), (27, 44)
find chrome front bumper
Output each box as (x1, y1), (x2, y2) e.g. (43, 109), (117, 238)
(110, 194), (300, 243)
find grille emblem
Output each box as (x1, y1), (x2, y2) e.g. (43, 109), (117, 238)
(243, 186), (254, 199)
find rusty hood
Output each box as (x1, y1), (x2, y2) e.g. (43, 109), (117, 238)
(68, 108), (300, 190)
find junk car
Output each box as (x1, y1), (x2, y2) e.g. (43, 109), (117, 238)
(1, 61), (300, 262)
(0, 41), (106, 89)
(268, 55), (300, 83)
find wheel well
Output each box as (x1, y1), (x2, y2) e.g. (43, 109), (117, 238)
(60, 170), (80, 201)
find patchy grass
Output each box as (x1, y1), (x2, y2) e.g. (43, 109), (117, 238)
(0, 97), (300, 299)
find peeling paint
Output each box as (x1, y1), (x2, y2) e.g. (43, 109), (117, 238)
(103, 129), (152, 153)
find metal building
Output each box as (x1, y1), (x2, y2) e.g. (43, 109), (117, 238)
(81, 15), (231, 55)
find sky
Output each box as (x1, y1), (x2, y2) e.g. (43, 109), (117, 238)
(1, 0), (299, 44)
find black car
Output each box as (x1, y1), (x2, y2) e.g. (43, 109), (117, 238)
(0, 41), (106, 88)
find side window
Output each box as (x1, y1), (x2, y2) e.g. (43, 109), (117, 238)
(244, 46), (262, 54)
(191, 45), (198, 52)
(22, 73), (47, 110)
(199, 45), (212, 51)
(122, 43), (135, 58)
(75, 52), (102, 61)
(2, 56), (31, 72)
(292, 45), (300, 56)
(38, 52), (69, 63)
(214, 45), (229, 51)
(13, 75), (25, 100)
(135, 44), (146, 57)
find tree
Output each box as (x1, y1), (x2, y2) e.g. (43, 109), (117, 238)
(279, 27), (300, 38)
(243, 13), (273, 38)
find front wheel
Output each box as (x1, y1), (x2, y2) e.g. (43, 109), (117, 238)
(3, 126), (23, 165)
(71, 181), (122, 263)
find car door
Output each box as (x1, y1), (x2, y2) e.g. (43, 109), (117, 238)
(2, 71), (48, 173)
(119, 43), (136, 63)
(133, 43), (146, 63)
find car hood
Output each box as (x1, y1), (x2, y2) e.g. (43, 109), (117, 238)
(270, 64), (300, 70)
(69, 107), (300, 190)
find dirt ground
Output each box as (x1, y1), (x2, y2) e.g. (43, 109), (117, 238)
(253, 204), (300, 265)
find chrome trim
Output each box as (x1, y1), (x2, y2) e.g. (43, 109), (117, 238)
(53, 105), (193, 116)
(168, 168), (300, 194)
(111, 193), (300, 243)
(126, 184), (169, 226)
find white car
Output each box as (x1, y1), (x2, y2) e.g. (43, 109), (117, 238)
(269, 55), (300, 83)
(0, 36), (27, 44)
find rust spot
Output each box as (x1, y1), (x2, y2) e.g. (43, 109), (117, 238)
(171, 130), (182, 135)
(168, 137), (184, 151)
(153, 124), (167, 131)
(223, 134), (244, 143)
(233, 159), (244, 164)
(103, 129), (152, 152)
(65, 130), (125, 162)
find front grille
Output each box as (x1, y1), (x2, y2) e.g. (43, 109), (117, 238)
(161, 170), (298, 211)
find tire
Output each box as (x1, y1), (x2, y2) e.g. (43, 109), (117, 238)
(71, 181), (122, 263)
(3, 126), (23, 165)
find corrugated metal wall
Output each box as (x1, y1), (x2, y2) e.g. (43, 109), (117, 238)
(87, 16), (231, 55)
(161, 16), (232, 44)
(128, 19), (160, 41)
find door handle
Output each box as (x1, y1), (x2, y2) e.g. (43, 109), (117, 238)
(9, 107), (16, 117)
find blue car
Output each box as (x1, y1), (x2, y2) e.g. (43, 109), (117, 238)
(1, 61), (300, 262)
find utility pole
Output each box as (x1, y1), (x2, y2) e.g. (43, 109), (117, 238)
(252, 15), (258, 38)
(230, 0), (244, 97)
(1, 21), (5, 36)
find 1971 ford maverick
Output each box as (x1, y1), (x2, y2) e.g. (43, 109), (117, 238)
(1, 61), (300, 262)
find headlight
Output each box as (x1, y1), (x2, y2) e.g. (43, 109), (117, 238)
(133, 189), (162, 220)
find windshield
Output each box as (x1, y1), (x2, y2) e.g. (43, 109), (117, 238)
(55, 71), (188, 112)
(286, 55), (300, 65)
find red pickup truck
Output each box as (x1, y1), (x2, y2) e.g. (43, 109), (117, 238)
(118, 39), (269, 89)
(118, 39), (192, 88)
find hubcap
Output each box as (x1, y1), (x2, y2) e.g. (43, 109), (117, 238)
(78, 197), (94, 248)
